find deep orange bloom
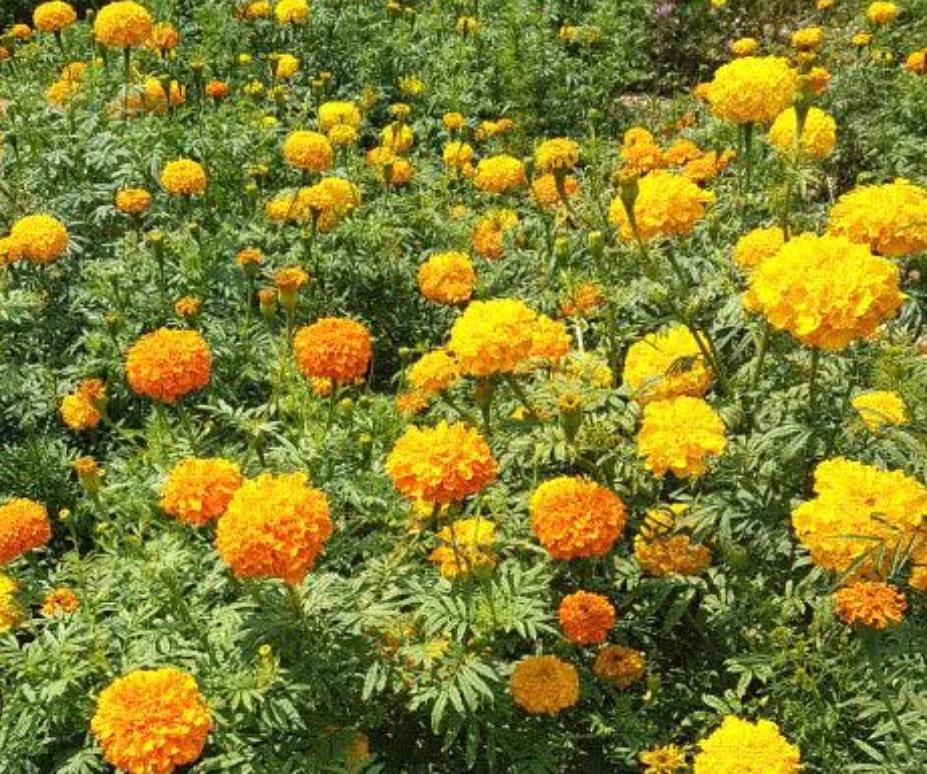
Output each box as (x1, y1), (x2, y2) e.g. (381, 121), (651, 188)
(125, 328), (212, 403)
(293, 317), (372, 385)
(0, 498), (52, 565)
(558, 591), (616, 645)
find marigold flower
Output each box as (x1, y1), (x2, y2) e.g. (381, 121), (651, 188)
(866, 2), (898, 24)
(472, 209), (519, 259)
(274, 266), (310, 308)
(473, 154), (526, 194)
(791, 457), (927, 574)
(115, 187), (152, 215)
(205, 80), (229, 99)
(235, 247), (263, 268)
(93, 1), (153, 48)
(216, 472), (332, 583)
(380, 122), (414, 153)
(531, 173), (579, 209)
(730, 37), (758, 57)
(640, 744), (688, 774)
(905, 49), (927, 74)
(593, 645), (646, 687)
(851, 390), (908, 430)
(417, 251), (475, 305)
(634, 505), (711, 576)
(283, 130), (333, 172)
(5, 214), (69, 264)
(429, 517), (496, 579)
(91, 667), (211, 774)
(827, 179), (927, 257)
(530, 476), (626, 560)
(535, 138), (580, 173)
(834, 581), (907, 629)
(706, 56), (797, 124)
(447, 298), (538, 377)
(275, 0), (310, 24)
(41, 586), (79, 617)
(509, 655), (579, 715)
(407, 350), (460, 397)
(637, 396), (727, 478)
(852, 31), (873, 47)
(293, 317), (372, 385)
(623, 325), (713, 404)
(385, 421), (497, 505)
(791, 26), (823, 50)
(396, 390), (428, 416)
(60, 386), (102, 431)
(733, 226), (784, 271)
(619, 130), (665, 176)
(693, 716), (801, 774)
(161, 458), (243, 526)
(608, 170), (715, 243)
(743, 233), (903, 350)
(9, 24), (32, 40)
(0, 498), (52, 565)
(33, 1), (77, 33)
(160, 159), (207, 196)
(442, 140), (475, 170)
(125, 328), (212, 403)
(768, 107), (836, 159)
(558, 591), (616, 645)
(560, 282), (602, 317)
(0, 574), (24, 632)
(45, 78), (81, 107)
(147, 22), (179, 52)
(318, 100), (361, 131)
(528, 315), (570, 364)
(143, 77), (186, 112)
(443, 111), (465, 131)
(663, 139), (701, 166)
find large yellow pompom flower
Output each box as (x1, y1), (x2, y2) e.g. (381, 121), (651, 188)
(529, 476), (626, 560)
(706, 56), (797, 124)
(283, 130), (333, 173)
(93, 1), (153, 48)
(851, 390), (908, 430)
(447, 298), (538, 376)
(608, 171), (715, 243)
(509, 655), (579, 715)
(125, 328), (212, 403)
(473, 154), (526, 194)
(293, 317), (373, 385)
(417, 251), (476, 305)
(636, 397), (727, 478)
(534, 137), (580, 173)
(743, 233), (903, 350)
(634, 505), (711, 577)
(827, 179), (927, 257)
(160, 159), (207, 196)
(0, 498), (52, 565)
(732, 226), (784, 271)
(6, 214), (69, 264)
(385, 421), (498, 506)
(768, 107), (837, 159)
(161, 458), (243, 526)
(33, 1), (77, 33)
(622, 324), (713, 404)
(91, 667), (211, 774)
(216, 472), (332, 584)
(275, 0), (310, 23)
(693, 716), (801, 774)
(791, 458), (927, 575)
(60, 379), (105, 431)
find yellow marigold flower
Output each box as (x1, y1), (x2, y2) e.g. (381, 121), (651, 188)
(733, 226), (784, 271)
(327, 124), (357, 146)
(456, 15), (478, 34)
(680, 151), (728, 184)
(730, 37), (758, 57)
(115, 187), (152, 214)
(443, 111), (465, 131)
(791, 26), (823, 50)
(216, 472), (331, 583)
(385, 421), (497, 505)
(447, 298), (538, 377)
(706, 56), (797, 124)
(160, 159), (207, 196)
(472, 209), (519, 259)
(45, 78), (81, 107)
(866, 2), (898, 24)
(792, 458), (927, 574)
(634, 505), (711, 577)
(143, 77), (187, 112)
(852, 390), (908, 430)
(905, 48), (927, 74)
(834, 581), (907, 629)
(531, 173), (579, 209)
(818, 0), (835, 8)
(0, 498), (51, 565)
(509, 655), (579, 715)
(318, 100), (361, 131)
(558, 591), (616, 645)
(768, 106), (836, 159)
(283, 130), (333, 173)
(125, 328), (212, 403)
(93, 1), (153, 48)
(428, 517), (496, 579)
(417, 251), (475, 305)
(619, 130), (665, 176)
(0, 574), (24, 633)
(473, 154), (526, 194)
(743, 233), (903, 350)
(275, 0), (310, 24)
(693, 716), (801, 774)
(380, 122), (414, 153)
(293, 317), (372, 385)
(398, 74), (424, 96)
(535, 137), (580, 173)
(637, 397), (727, 478)
(235, 247), (263, 268)
(161, 458), (243, 526)
(147, 22), (179, 52)
(609, 170), (715, 243)
(530, 476), (626, 560)
(244, 0), (270, 18)
(6, 214), (69, 264)
(310, 177), (361, 231)
(33, 1), (77, 33)
(663, 139), (702, 166)
(560, 282), (602, 317)
(91, 667), (211, 774)
(593, 644), (646, 687)
(274, 52), (299, 79)
(442, 140), (474, 170)
(528, 315), (570, 365)
(60, 387), (101, 431)
(41, 586), (79, 617)
(640, 744), (688, 774)
(396, 391), (428, 416)
(852, 31), (873, 47)
(623, 324), (713, 404)
(9, 23), (32, 40)
(174, 295), (201, 318)
(828, 179), (927, 257)
(407, 350), (460, 396)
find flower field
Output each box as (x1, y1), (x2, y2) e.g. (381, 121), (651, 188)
(2, 0), (927, 770)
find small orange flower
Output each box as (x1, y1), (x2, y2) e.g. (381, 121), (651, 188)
(115, 187), (152, 215)
(41, 587), (79, 617)
(293, 317), (372, 385)
(558, 591), (616, 645)
(0, 498), (52, 565)
(593, 645), (647, 688)
(834, 581), (907, 629)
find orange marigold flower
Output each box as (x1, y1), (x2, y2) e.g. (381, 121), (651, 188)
(385, 421), (497, 505)
(417, 251), (475, 305)
(560, 282), (603, 317)
(472, 208), (519, 259)
(407, 350), (460, 397)
(634, 505), (712, 577)
(125, 328), (212, 403)
(41, 586), (79, 617)
(473, 154), (526, 194)
(531, 173), (579, 210)
(509, 655), (579, 715)
(6, 214), (69, 264)
(91, 667), (211, 774)
(174, 296), (201, 318)
(235, 247), (263, 268)
(160, 159), (207, 196)
(0, 498), (52, 565)
(147, 22), (179, 52)
(293, 317), (372, 385)
(115, 187), (152, 215)
(60, 389), (101, 431)
(33, 1), (77, 33)
(93, 1), (153, 48)
(834, 581), (907, 629)
(609, 170), (714, 243)
(396, 390), (428, 416)
(205, 79), (229, 100)
(527, 314), (570, 364)
(161, 457), (243, 526)
(593, 644), (646, 688)
(558, 591), (616, 645)
(283, 130), (333, 172)
(216, 472), (332, 584)
(530, 476), (626, 560)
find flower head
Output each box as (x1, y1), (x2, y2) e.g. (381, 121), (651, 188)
(706, 56), (797, 124)
(768, 107), (836, 159)
(828, 179), (927, 257)
(116, 188), (152, 215)
(733, 226), (785, 271)
(160, 159), (207, 196)
(623, 325), (713, 404)
(867, 2), (899, 24)
(318, 101), (361, 131)
(558, 591), (616, 645)
(283, 130), (333, 172)
(634, 505), (711, 577)
(693, 716), (801, 774)
(417, 251), (475, 305)
(834, 581), (907, 629)
(407, 350), (460, 397)
(535, 138), (580, 173)
(41, 587), (79, 617)
(637, 397), (727, 478)
(94, 1), (153, 48)
(125, 328), (212, 403)
(429, 517), (496, 579)
(593, 645), (646, 687)
(293, 317), (372, 385)
(161, 458), (243, 526)
(730, 37), (758, 57)
(447, 298), (539, 377)
(0, 498), (51, 565)
(275, 0), (310, 24)
(33, 1), (77, 33)
(852, 390), (908, 430)
(609, 170), (714, 243)
(473, 154), (525, 194)
(509, 655), (579, 715)
(472, 209), (519, 259)
(5, 214), (69, 264)
(640, 745), (688, 774)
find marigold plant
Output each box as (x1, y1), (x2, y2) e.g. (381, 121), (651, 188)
(558, 591), (616, 645)
(293, 317), (372, 385)
(834, 581), (907, 629)
(693, 716), (801, 774)
(636, 397), (727, 478)
(125, 328), (212, 403)
(161, 458), (243, 526)
(509, 655), (579, 715)
(0, 498), (52, 565)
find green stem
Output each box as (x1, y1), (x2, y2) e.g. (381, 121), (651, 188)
(750, 321), (771, 391)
